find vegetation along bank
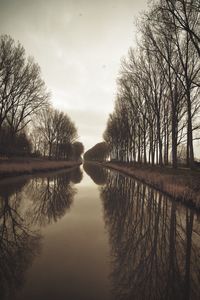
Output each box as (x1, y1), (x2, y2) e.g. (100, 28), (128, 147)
(0, 159), (82, 179)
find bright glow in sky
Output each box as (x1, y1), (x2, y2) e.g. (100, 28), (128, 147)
(0, 0), (148, 151)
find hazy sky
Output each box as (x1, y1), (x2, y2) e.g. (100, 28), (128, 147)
(0, 0), (148, 150)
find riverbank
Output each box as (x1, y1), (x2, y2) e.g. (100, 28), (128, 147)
(0, 159), (82, 179)
(102, 161), (200, 210)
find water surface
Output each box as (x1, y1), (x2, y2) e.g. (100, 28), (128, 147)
(0, 163), (200, 300)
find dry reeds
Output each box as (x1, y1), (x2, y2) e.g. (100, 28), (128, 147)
(0, 160), (81, 179)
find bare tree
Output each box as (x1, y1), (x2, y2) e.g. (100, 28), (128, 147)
(163, 0), (200, 57)
(36, 106), (78, 160)
(0, 35), (49, 135)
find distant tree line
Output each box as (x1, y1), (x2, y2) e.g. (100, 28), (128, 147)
(103, 0), (200, 169)
(83, 142), (109, 161)
(0, 35), (84, 160)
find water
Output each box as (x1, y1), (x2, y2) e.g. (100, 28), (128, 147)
(0, 163), (200, 300)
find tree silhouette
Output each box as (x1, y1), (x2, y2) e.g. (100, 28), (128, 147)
(0, 35), (49, 135)
(35, 107), (78, 159)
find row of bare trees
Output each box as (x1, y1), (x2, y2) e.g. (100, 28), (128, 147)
(103, 0), (200, 168)
(0, 34), (83, 159)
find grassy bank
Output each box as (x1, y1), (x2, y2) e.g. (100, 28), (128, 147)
(0, 159), (82, 179)
(102, 161), (200, 210)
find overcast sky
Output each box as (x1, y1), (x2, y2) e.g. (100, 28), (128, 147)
(0, 0), (148, 151)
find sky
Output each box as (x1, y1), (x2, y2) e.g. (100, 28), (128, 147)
(0, 0), (148, 151)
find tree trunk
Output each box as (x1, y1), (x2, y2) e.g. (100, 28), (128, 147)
(171, 108), (178, 168)
(186, 91), (194, 169)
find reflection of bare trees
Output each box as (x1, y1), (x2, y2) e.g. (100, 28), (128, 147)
(101, 172), (200, 300)
(0, 179), (41, 299)
(27, 168), (82, 226)
(0, 168), (82, 299)
(0, 168), (82, 298)
(83, 162), (108, 185)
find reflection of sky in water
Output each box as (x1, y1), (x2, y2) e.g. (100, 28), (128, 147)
(76, 166), (93, 187)
(23, 184), (110, 300)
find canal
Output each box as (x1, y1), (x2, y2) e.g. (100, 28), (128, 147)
(0, 163), (200, 300)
